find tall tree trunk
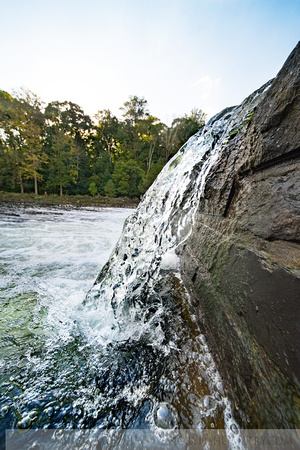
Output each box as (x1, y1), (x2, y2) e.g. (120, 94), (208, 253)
(147, 140), (155, 173)
(60, 182), (63, 197)
(19, 174), (24, 194)
(34, 174), (38, 195)
(104, 138), (112, 162)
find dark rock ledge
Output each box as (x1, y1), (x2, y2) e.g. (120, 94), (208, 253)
(179, 42), (300, 428)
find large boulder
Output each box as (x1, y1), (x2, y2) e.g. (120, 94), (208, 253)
(180, 42), (300, 428)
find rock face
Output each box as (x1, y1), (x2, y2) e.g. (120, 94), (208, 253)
(89, 43), (299, 432)
(180, 43), (300, 428)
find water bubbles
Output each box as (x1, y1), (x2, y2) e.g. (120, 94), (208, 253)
(230, 423), (239, 435)
(203, 355), (212, 366)
(201, 395), (217, 413)
(198, 334), (207, 345)
(17, 410), (37, 428)
(154, 403), (178, 430)
(197, 419), (205, 430)
(45, 407), (53, 418)
(17, 416), (32, 428)
(0, 405), (10, 418)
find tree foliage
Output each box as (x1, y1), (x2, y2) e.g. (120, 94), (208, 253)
(0, 90), (206, 198)
(0, 89), (46, 194)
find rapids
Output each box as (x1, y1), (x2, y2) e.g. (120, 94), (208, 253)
(1, 82), (271, 449)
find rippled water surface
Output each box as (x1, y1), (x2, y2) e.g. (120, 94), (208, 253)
(1, 80), (272, 450)
(0, 202), (241, 449)
(0, 205), (131, 439)
(0, 205), (239, 448)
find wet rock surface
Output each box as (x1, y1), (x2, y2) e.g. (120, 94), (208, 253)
(180, 43), (300, 428)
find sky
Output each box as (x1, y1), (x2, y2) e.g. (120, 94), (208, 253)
(1, 0), (299, 124)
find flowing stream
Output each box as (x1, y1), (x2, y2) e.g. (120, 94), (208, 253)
(0, 83), (271, 449)
(0, 206), (131, 443)
(0, 201), (240, 449)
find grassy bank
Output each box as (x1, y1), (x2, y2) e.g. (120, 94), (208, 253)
(0, 191), (139, 208)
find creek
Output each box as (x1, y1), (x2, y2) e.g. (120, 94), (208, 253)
(0, 85), (267, 448)
(0, 203), (239, 448)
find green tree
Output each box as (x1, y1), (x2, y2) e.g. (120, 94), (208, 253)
(1, 88), (206, 199)
(117, 96), (165, 169)
(139, 161), (164, 193)
(0, 90), (20, 191)
(46, 129), (75, 196)
(0, 89), (46, 194)
(44, 101), (92, 194)
(135, 115), (164, 172)
(14, 89), (47, 195)
(160, 125), (177, 163)
(93, 109), (120, 162)
(89, 153), (113, 195)
(171, 108), (206, 150)
(104, 179), (116, 197)
(160, 109), (206, 164)
(120, 95), (149, 125)
(112, 159), (144, 198)
(88, 181), (97, 196)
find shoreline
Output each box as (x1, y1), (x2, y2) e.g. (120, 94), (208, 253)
(0, 192), (139, 209)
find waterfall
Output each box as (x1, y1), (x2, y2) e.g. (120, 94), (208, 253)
(53, 81), (270, 446)
(2, 82), (273, 450)
(83, 81), (272, 346)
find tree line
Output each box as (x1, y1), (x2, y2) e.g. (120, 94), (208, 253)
(0, 89), (205, 198)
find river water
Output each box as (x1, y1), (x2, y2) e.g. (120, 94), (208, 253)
(1, 80), (268, 449)
(1, 82), (276, 449)
(0, 205), (129, 441)
(0, 202), (240, 449)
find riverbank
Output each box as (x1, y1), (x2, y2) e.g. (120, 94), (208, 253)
(0, 191), (139, 208)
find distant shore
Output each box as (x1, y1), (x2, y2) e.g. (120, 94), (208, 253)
(0, 192), (139, 209)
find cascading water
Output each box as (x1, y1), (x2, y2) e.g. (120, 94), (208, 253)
(1, 83), (271, 449)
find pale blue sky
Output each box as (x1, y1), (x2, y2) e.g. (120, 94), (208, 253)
(1, 0), (299, 123)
